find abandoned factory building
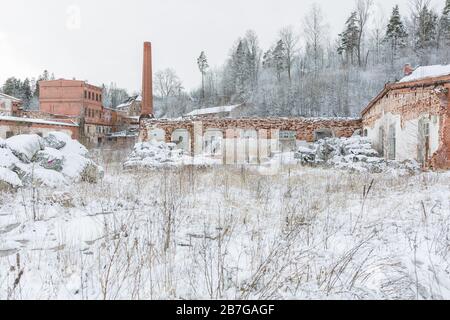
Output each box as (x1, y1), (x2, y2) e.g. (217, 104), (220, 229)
(362, 65), (450, 170)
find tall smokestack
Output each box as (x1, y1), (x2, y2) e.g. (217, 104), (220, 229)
(141, 42), (153, 117)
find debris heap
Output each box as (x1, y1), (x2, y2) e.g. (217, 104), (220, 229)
(0, 133), (103, 191)
(124, 140), (220, 169)
(295, 136), (420, 174)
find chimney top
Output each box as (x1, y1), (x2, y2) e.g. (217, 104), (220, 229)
(403, 64), (414, 76)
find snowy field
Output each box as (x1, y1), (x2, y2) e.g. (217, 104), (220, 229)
(0, 150), (449, 300)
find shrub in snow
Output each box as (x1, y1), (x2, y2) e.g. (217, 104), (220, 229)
(295, 136), (420, 174)
(0, 132), (103, 189)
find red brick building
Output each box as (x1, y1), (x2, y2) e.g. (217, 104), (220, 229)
(39, 79), (118, 145)
(362, 65), (450, 170)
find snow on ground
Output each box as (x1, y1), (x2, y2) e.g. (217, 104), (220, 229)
(0, 153), (449, 300)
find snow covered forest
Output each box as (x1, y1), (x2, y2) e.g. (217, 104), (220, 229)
(3, 0), (450, 118)
(157, 0), (450, 118)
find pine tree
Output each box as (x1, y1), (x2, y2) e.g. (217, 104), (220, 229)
(272, 40), (286, 81)
(337, 12), (360, 66)
(385, 5), (408, 64)
(2, 77), (23, 99)
(21, 78), (32, 108)
(414, 5), (438, 53)
(439, 0), (450, 47)
(197, 51), (209, 100)
(231, 40), (252, 101)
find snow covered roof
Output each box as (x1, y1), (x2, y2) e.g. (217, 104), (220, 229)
(0, 116), (79, 127)
(399, 64), (450, 83)
(115, 95), (142, 110)
(363, 64), (450, 116)
(0, 93), (21, 102)
(185, 104), (242, 117)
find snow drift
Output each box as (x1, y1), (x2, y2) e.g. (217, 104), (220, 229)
(0, 133), (103, 190)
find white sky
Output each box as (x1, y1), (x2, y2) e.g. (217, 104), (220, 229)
(0, 0), (444, 93)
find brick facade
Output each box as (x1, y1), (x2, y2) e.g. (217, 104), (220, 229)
(140, 117), (362, 153)
(362, 75), (450, 170)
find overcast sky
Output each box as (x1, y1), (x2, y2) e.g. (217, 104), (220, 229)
(0, 0), (444, 93)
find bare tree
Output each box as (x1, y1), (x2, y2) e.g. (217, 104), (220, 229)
(303, 4), (329, 72)
(279, 26), (299, 82)
(356, 0), (374, 67)
(154, 68), (182, 99)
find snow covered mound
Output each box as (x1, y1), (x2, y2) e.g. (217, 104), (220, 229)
(295, 136), (420, 174)
(124, 140), (220, 169)
(0, 133), (103, 190)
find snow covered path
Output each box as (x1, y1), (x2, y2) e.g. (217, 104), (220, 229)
(0, 163), (449, 300)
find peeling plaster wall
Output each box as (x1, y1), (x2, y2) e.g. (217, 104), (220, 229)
(363, 83), (449, 169)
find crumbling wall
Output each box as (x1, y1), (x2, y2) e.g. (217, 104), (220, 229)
(362, 84), (449, 169)
(0, 120), (78, 140)
(140, 117), (362, 147)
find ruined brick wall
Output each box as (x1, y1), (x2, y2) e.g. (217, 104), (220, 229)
(362, 81), (449, 169)
(0, 119), (79, 139)
(431, 83), (450, 169)
(140, 117), (362, 145)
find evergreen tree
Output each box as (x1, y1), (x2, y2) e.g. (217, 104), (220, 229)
(414, 5), (438, 54)
(2, 77), (23, 99)
(272, 40), (287, 81)
(337, 12), (360, 65)
(439, 0), (450, 47)
(385, 5), (408, 64)
(21, 78), (32, 108)
(197, 51), (209, 100)
(231, 40), (251, 101)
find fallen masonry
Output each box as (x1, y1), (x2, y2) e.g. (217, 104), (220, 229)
(123, 140), (221, 169)
(0, 132), (104, 191)
(295, 136), (421, 174)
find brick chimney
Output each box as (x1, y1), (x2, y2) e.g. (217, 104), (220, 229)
(403, 64), (414, 76)
(141, 42), (153, 118)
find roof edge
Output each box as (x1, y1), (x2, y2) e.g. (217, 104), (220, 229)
(361, 75), (450, 116)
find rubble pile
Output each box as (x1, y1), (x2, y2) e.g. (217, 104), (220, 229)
(0, 133), (103, 191)
(124, 140), (220, 169)
(295, 136), (420, 174)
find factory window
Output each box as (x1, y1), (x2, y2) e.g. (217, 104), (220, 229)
(279, 131), (296, 140)
(84, 91), (87, 99)
(88, 92), (91, 100)
(6, 131), (14, 138)
(96, 94), (99, 101)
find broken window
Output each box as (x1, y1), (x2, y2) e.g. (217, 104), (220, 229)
(314, 129), (333, 141)
(279, 131), (296, 140)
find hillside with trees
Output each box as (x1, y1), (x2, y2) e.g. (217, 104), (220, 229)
(159, 0), (450, 118)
